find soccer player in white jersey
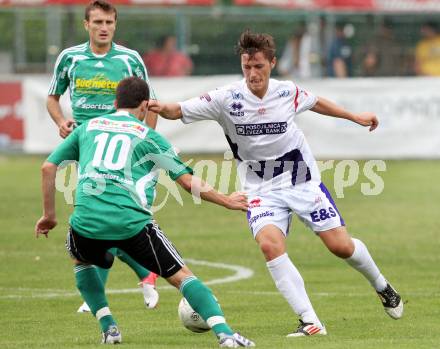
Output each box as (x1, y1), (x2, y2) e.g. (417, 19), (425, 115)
(148, 30), (403, 337)
(46, 0), (159, 313)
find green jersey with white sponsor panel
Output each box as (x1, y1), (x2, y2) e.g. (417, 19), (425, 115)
(48, 42), (156, 125)
(47, 111), (192, 240)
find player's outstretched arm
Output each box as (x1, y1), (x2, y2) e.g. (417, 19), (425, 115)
(47, 95), (76, 138)
(148, 100), (183, 120)
(311, 96), (379, 132)
(176, 173), (248, 211)
(35, 162), (58, 238)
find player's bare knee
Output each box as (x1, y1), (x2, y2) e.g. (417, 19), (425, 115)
(258, 240), (283, 260)
(166, 265), (194, 289)
(73, 259), (88, 266)
(328, 241), (354, 258)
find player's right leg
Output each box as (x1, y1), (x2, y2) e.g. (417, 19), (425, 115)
(121, 222), (254, 347)
(247, 196), (325, 337)
(254, 225), (326, 337)
(114, 248), (159, 309)
(167, 267), (255, 347)
(66, 228), (121, 344)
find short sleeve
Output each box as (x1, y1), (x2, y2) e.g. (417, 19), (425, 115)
(144, 131), (193, 180)
(47, 126), (81, 165)
(179, 88), (225, 124)
(293, 84), (317, 114)
(131, 52), (157, 100)
(48, 50), (70, 96)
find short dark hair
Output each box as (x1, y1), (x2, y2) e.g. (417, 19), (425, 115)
(236, 30), (276, 61)
(85, 0), (117, 21)
(116, 77), (150, 109)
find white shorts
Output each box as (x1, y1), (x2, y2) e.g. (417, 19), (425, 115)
(246, 181), (345, 238)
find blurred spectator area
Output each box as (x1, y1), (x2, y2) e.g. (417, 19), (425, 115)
(0, 5), (438, 76)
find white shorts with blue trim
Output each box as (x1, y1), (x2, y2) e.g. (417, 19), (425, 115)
(246, 181), (345, 238)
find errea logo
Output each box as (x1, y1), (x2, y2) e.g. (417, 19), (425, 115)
(231, 102), (243, 111)
(230, 102), (244, 117)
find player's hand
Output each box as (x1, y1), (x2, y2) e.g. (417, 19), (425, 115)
(59, 118), (76, 138)
(354, 112), (379, 132)
(148, 100), (163, 114)
(225, 192), (249, 211)
(35, 215), (57, 238)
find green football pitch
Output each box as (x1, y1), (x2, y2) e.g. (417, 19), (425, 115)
(0, 155), (439, 349)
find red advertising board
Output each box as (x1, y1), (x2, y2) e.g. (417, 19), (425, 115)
(233, 0), (373, 9)
(0, 82), (24, 145)
(234, 0), (440, 11)
(0, 0), (214, 5)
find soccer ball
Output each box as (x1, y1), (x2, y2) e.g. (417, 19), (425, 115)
(178, 297), (210, 333)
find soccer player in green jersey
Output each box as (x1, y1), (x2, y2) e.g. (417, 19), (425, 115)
(35, 77), (255, 347)
(46, 0), (159, 312)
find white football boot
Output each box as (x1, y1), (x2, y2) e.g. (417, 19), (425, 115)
(101, 325), (122, 344)
(287, 320), (327, 337)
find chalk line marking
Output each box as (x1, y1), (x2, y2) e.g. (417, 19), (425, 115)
(0, 258), (254, 299)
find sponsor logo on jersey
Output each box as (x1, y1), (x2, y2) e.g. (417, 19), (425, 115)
(249, 198), (262, 208)
(78, 103), (114, 110)
(235, 122), (287, 136)
(231, 91), (244, 100)
(248, 210), (274, 225)
(310, 207), (337, 223)
(87, 117), (148, 138)
(258, 107), (266, 115)
(277, 90), (290, 98)
(199, 93), (212, 102)
(75, 73), (118, 91)
(230, 102), (245, 117)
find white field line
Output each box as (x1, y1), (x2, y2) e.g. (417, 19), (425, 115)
(0, 258), (254, 300)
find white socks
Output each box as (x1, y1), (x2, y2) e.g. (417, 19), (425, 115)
(345, 238), (387, 292)
(267, 253), (322, 327)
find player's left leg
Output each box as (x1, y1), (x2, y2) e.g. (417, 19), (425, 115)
(78, 248), (159, 312)
(318, 226), (403, 319)
(66, 228), (121, 343)
(295, 181), (403, 320)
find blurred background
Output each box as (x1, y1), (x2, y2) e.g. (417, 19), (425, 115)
(1, 0), (440, 157)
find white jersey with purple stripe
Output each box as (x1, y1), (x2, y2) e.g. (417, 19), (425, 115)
(179, 78), (320, 195)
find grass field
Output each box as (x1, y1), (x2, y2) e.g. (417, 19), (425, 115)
(0, 155), (439, 349)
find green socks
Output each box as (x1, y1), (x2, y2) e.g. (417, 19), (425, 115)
(180, 276), (233, 336)
(74, 264), (116, 332)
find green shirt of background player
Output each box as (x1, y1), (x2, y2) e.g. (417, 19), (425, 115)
(46, 0), (160, 312)
(47, 0), (157, 137)
(34, 76), (255, 347)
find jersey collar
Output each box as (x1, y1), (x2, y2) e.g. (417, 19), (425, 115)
(86, 41), (115, 57)
(113, 110), (136, 119)
(242, 78), (273, 101)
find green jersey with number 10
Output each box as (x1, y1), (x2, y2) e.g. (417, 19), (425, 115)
(47, 111), (192, 240)
(48, 42), (156, 125)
